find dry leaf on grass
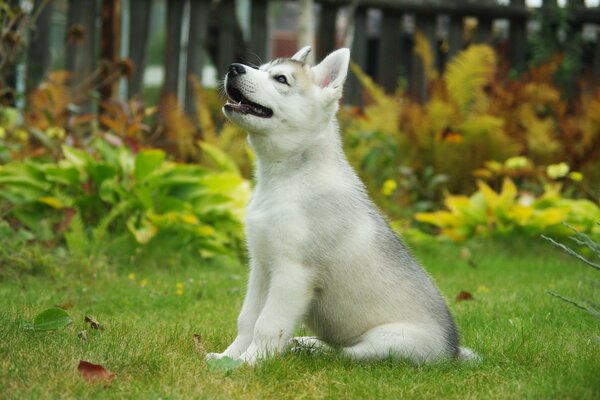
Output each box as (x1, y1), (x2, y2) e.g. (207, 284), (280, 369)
(77, 360), (115, 382)
(193, 334), (206, 354)
(456, 290), (474, 302)
(84, 316), (104, 330)
(55, 302), (73, 310)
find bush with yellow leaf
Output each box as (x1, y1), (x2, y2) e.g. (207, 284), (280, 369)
(342, 42), (600, 218)
(415, 178), (600, 241)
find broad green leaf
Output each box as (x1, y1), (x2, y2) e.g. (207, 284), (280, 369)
(31, 307), (73, 331)
(62, 145), (92, 168)
(199, 142), (240, 174)
(206, 357), (243, 373)
(134, 149), (165, 182)
(38, 196), (65, 209)
(127, 216), (157, 244)
(88, 163), (118, 187)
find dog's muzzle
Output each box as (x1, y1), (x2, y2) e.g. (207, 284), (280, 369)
(228, 63), (246, 78)
(224, 63), (273, 118)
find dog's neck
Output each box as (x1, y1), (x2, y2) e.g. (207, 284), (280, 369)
(249, 118), (342, 185)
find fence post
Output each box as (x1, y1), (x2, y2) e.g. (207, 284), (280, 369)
(26, 0), (53, 93)
(475, 17), (493, 44)
(65, 0), (98, 89)
(509, 0), (527, 71)
(377, 8), (403, 93)
(127, 0), (151, 98)
(347, 5), (367, 106)
(447, 15), (464, 61)
(249, 0), (268, 64)
(412, 13), (437, 102)
(100, 0), (122, 101)
(163, 0), (184, 96)
(185, 0), (210, 119)
(217, 0), (236, 77)
(317, 2), (338, 62)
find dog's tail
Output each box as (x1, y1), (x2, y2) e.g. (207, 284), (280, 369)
(458, 347), (482, 363)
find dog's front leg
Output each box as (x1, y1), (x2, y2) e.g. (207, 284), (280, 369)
(238, 262), (315, 364)
(206, 261), (268, 360)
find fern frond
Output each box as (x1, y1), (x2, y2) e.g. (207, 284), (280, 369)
(64, 212), (90, 256)
(92, 200), (133, 245)
(414, 30), (439, 84)
(159, 94), (197, 160)
(349, 62), (389, 106)
(445, 44), (496, 114)
(189, 75), (217, 142)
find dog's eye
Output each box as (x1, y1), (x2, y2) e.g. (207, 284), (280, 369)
(275, 75), (288, 85)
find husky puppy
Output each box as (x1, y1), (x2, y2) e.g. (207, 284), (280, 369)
(207, 47), (478, 365)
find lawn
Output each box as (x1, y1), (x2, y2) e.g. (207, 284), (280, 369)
(0, 238), (598, 399)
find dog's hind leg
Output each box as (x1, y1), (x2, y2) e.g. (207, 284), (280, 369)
(340, 323), (454, 365)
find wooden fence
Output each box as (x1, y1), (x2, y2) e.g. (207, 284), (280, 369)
(10, 0), (600, 111)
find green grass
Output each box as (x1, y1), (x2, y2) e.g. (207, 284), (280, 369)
(0, 239), (598, 399)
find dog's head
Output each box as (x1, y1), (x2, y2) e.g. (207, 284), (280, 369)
(222, 47), (350, 135)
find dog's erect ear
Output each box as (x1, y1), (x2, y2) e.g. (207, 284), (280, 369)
(311, 48), (350, 97)
(291, 46), (312, 63)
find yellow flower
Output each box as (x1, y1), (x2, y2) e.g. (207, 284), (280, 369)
(0, 126), (6, 139)
(14, 129), (28, 142)
(381, 179), (397, 197)
(546, 162), (569, 179)
(46, 126), (66, 140)
(127, 273), (136, 280)
(569, 171), (583, 182)
(505, 156), (530, 170)
(139, 279), (148, 288)
(175, 282), (184, 296)
(476, 285), (490, 293)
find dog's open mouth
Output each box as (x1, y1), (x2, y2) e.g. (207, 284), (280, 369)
(224, 85), (273, 118)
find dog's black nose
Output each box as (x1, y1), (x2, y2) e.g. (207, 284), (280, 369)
(228, 63), (246, 77)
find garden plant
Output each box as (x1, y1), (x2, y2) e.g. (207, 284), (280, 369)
(0, 2), (599, 397)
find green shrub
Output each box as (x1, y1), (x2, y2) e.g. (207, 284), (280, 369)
(0, 138), (250, 261)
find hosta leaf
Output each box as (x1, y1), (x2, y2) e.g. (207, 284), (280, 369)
(31, 307), (73, 331)
(134, 149), (165, 182)
(62, 145), (92, 168)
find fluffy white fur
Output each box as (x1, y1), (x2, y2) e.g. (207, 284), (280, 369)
(206, 47), (479, 365)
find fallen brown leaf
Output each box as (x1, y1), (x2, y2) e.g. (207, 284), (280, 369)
(193, 334), (205, 354)
(77, 360), (115, 382)
(55, 302), (73, 310)
(456, 290), (474, 302)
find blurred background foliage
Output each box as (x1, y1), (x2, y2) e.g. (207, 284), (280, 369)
(1, 0), (599, 273)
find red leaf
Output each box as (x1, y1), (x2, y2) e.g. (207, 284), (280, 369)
(456, 290), (474, 302)
(77, 360), (115, 382)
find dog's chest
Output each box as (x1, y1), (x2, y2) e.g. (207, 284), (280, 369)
(245, 184), (309, 262)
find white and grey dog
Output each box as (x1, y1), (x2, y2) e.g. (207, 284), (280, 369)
(207, 47), (478, 365)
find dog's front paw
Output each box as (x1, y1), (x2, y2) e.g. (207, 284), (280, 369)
(205, 352), (228, 361)
(237, 350), (259, 365)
